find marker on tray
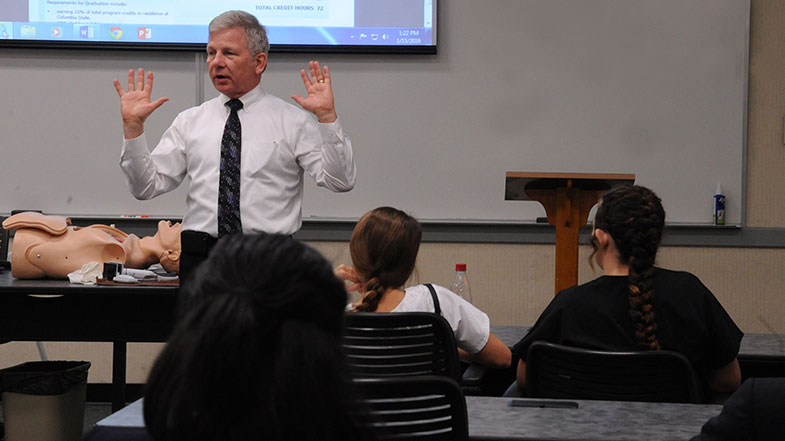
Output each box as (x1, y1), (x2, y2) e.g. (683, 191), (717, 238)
(122, 215), (149, 218)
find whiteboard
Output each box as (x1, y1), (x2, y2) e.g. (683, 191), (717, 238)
(0, 0), (748, 225)
(0, 49), (196, 217)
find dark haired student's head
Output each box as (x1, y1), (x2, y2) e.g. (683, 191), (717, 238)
(143, 233), (375, 441)
(590, 184), (665, 350)
(591, 184), (666, 269)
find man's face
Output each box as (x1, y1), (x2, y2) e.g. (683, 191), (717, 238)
(206, 27), (267, 99)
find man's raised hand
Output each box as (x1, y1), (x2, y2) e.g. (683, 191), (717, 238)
(291, 60), (337, 123)
(113, 68), (169, 139)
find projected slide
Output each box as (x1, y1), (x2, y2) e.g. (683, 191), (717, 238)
(0, 0), (436, 51)
(30, 0), (350, 26)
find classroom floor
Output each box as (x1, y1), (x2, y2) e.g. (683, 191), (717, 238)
(0, 401), (112, 439)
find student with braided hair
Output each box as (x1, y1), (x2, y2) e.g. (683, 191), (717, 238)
(334, 206), (512, 369)
(512, 185), (742, 398)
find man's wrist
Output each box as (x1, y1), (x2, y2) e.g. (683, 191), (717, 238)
(317, 110), (338, 124)
(123, 122), (144, 139)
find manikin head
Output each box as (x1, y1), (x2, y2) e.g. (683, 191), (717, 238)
(151, 220), (182, 273)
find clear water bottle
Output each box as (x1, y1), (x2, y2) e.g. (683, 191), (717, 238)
(450, 263), (472, 303)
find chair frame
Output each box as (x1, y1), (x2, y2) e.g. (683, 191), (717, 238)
(525, 341), (704, 403)
(354, 375), (469, 441)
(343, 312), (462, 382)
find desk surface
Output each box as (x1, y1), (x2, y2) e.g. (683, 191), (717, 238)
(0, 270), (176, 296)
(98, 396), (720, 441)
(467, 396), (719, 440)
(491, 325), (785, 358)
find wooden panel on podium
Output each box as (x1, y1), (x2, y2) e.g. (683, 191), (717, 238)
(505, 172), (635, 294)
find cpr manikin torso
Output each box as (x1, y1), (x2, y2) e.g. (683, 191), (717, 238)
(2, 212), (181, 279)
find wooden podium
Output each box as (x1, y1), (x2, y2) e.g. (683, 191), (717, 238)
(505, 172), (635, 294)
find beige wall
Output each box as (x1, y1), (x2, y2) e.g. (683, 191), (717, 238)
(746, 0), (785, 228)
(2, 0), (785, 384)
(313, 242), (785, 335)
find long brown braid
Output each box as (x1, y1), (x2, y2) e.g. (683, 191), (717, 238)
(350, 207), (422, 312)
(592, 185), (665, 350)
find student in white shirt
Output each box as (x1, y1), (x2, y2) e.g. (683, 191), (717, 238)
(335, 206), (511, 369)
(113, 10), (355, 283)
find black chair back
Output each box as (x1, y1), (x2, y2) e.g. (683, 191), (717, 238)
(343, 312), (461, 381)
(355, 376), (468, 441)
(526, 341), (704, 403)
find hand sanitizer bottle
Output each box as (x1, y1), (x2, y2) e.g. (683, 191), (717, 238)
(713, 184), (726, 225)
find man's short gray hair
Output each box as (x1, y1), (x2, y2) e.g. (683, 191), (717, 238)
(209, 10), (269, 56)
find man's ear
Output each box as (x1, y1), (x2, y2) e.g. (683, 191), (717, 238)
(254, 52), (267, 75)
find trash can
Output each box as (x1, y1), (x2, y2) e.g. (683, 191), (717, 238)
(0, 361), (91, 441)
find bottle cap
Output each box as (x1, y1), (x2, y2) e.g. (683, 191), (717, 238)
(455, 263), (466, 271)
(715, 183), (723, 195)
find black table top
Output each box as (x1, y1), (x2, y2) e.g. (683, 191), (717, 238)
(467, 395), (720, 440)
(0, 270), (177, 296)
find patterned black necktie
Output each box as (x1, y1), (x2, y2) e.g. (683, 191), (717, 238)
(218, 98), (243, 238)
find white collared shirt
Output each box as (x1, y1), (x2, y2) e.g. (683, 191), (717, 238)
(120, 84), (355, 236)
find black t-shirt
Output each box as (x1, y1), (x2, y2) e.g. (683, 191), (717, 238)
(514, 268), (743, 388)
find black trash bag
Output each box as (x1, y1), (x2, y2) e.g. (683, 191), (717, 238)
(0, 361), (90, 396)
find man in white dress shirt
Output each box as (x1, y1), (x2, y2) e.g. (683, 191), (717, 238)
(113, 10), (356, 283)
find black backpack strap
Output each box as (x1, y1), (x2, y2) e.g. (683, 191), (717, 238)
(425, 283), (442, 316)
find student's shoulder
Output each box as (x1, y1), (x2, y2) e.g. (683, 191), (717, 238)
(654, 267), (704, 286)
(396, 284), (434, 312)
(428, 284), (470, 303)
(401, 283), (427, 299)
(429, 283), (453, 295)
(407, 283), (462, 305)
(652, 268), (720, 308)
(557, 276), (620, 299)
